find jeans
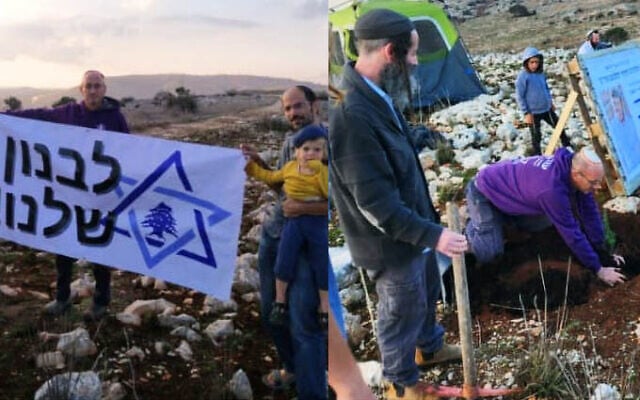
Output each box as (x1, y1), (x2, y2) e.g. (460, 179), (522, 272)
(258, 230), (327, 399)
(55, 255), (111, 306)
(375, 252), (444, 386)
(465, 179), (551, 264)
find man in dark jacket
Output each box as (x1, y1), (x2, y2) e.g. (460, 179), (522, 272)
(329, 9), (468, 400)
(7, 70), (129, 321)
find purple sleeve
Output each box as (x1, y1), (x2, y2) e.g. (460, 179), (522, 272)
(576, 193), (605, 247)
(537, 189), (602, 272)
(6, 106), (68, 124)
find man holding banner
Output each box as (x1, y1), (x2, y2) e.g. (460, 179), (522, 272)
(6, 70), (129, 321)
(241, 85), (328, 399)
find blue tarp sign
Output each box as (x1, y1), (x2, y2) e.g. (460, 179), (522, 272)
(578, 41), (640, 195)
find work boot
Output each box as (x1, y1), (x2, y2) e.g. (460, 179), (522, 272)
(415, 343), (462, 368)
(83, 303), (108, 322)
(43, 298), (72, 316)
(384, 381), (439, 400)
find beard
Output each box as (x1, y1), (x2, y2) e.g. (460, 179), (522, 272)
(380, 61), (414, 111)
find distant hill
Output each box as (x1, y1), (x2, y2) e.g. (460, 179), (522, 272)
(0, 74), (324, 108)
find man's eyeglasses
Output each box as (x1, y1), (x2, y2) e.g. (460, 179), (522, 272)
(578, 170), (602, 187)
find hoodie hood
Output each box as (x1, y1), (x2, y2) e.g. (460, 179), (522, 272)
(522, 46), (544, 72)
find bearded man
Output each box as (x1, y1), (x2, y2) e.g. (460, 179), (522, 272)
(329, 9), (468, 400)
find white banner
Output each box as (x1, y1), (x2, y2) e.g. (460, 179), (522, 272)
(0, 114), (245, 300)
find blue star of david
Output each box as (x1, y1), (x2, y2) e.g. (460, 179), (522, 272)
(108, 151), (231, 269)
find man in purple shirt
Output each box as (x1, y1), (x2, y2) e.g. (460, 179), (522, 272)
(465, 147), (626, 286)
(7, 70), (129, 320)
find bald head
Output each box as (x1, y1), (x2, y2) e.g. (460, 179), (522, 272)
(571, 147), (604, 193)
(80, 70), (106, 111)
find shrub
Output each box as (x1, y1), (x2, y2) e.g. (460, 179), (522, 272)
(436, 141), (456, 165)
(603, 27), (629, 45)
(508, 5), (535, 17)
(3, 96), (21, 111)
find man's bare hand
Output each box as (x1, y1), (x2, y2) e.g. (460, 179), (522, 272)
(435, 228), (468, 258)
(596, 267), (626, 286)
(240, 144), (260, 162)
(524, 113), (533, 125)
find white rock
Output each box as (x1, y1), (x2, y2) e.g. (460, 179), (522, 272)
(35, 351), (65, 369)
(0, 284), (20, 297)
(34, 371), (101, 400)
(125, 346), (145, 362)
(175, 340), (193, 361)
(357, 360), (383, 387)
(344, 312), (367, 345)
(202, 296), (238, 315)
(157, 313), (197, 328)
(204, 319), (234, 342)
(122, 298), (177, 316)
(340, 286), (364, 308)
(170, 326), (202, 342)
(603, 196), (640, 214)
(591, 383), (621, 400)
(229, 369), (253, 400)
(232, 255), (260, 295)
(56, 328), (97, 358)
(103, 382), (126, 400)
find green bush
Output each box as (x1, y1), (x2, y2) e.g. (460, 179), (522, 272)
(603, 27), (629, 45)
(3, 96), (21, 110)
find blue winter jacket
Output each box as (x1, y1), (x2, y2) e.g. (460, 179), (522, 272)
(515, 47), (553, 115)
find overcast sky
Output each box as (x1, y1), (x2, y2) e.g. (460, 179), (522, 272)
(0, 0), (327, 88)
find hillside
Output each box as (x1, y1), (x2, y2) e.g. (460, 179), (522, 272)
(456, 0), (640, 54)
(0, 74), (324, 108)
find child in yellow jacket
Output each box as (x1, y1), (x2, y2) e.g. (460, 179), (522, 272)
(246, 125), (329, 328)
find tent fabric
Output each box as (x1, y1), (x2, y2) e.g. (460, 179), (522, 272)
(329, 0), (485, 108)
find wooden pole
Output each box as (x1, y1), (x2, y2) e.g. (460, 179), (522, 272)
(544, 90), (578, 156)
(446, 202), (478, 399)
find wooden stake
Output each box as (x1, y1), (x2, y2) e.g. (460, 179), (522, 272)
(446, 202), (478, 399)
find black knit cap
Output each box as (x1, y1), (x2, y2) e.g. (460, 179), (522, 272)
(354, 9), (414, 40)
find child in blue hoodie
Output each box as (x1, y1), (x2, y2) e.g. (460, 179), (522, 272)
(515, 47), (571, 155)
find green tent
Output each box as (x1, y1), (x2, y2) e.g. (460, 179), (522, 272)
(330, 0), (485, 108)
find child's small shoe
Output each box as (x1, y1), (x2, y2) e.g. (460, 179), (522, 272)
(269, 302), (288, 326)
(318, 311), (328, 331)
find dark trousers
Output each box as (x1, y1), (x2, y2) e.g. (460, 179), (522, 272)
(529, 109), (571, 154)
(55, 255), (111, 306)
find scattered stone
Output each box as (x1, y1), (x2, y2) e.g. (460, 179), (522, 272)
(35, 351), (65, 369)
(125, 346), (145, 362)
(103, 382), (126, 400)
(170, 326), (202, 342)
(204, 319), (234, 342)
(229, 369), (253, 400)
(56, 328), (97, 358)
(0, 284), (20, 297)
(175, 340), (193, 361)
(34, 371), (101, 400)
